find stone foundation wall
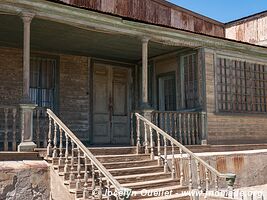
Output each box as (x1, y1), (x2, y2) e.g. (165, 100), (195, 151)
(0, 160), (50, 200)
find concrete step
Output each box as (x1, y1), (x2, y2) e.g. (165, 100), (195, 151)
(96, 154), (150, 163)
(88, 146), (137, 155)
(114, 171), (172, 184)
(107, 165), (164, 176)
(121, 178), (180, 190)
(103, 159), (158, 169)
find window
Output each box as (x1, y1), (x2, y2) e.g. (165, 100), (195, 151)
(30, 57), (57, 109)
(216, 57), (267, 113)
(158, 74), (176, 111)
(181, 53), (199, 109)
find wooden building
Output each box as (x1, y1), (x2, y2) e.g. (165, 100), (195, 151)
(0, 0), (267, 151)
(1, 1), (267, 199)
(226, 11), (267, 46)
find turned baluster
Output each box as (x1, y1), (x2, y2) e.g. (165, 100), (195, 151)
(99, 172), (103, 199)
(58, 127), (63, 166)
(187, 113), (191, 145)
(155, 112), (159, 127)
(136, 116), (141, 154)
(4, 108), (8, 151)
(179, 148), (184, 185)
(83, 157), (89, 198)
(130, 113), (134, 146)
(183, 114), (187, 145)
(205, 168), (209, 192)
(196, 160), (202, 191)
(215, 175), (219, 191)
(52, 121), (58, 158)
(157, 131), (161, 166)
(144, 122), (148, 154)
(178, 113), (182, 143)
(91, 164), (96, 199)
(169, 113), (173, 137)
(149, 126), (154, 160)
(195, 114), (199, 144)
(36, 109), (40, 147)
(106, 180), (110, 200)
(191, 114), (196, 145)
(43, 112), (48, 147)
(171, 142), (175, 179)
(64, 133), (69, 174)
(164, 136), (167, 173)
(174, 113), (178, 141)
(76, 148), (81, 190)
(46, 116), (52, 157)
(70, 140), (75, 182)
(164, 113), (168, 133)
(12, 108), (17, 151)
(188, 155), (192, 190)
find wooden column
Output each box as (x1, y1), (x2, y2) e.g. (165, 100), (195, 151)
(141, 37), (149, 108)
(18, 12), (37, 152)
(21, 12), (35, 101)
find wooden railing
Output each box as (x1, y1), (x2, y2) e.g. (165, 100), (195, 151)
(0, 106), (49, 151)
(151, 111), (206, 145)
(133, 112), (236, 193)
(33, 107), (49, 148)
(0, 106), (18, 151)
(46, 109), (131, 199)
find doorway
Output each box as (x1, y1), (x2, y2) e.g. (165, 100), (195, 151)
(92, 63), (130, 145)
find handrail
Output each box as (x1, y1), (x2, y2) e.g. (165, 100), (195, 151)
(135, 113), (236, 180)
(47, 109), (131, 197)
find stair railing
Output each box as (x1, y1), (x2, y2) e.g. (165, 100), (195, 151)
(133, 112), (236, 194)
(46, 109), (131, 200)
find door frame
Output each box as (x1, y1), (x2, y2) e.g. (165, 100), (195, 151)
(89, 58), (134, 145)
(157, 71), (177, 111)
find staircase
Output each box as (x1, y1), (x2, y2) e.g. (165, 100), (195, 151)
(46, 147), (190, 200)
(44, 109), (237, 200)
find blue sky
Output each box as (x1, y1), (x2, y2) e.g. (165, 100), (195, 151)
(167, 0), (267, 23)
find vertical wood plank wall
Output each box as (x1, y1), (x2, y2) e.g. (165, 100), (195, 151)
(226, 14), (267, 45)
(54, 0), (224, 37)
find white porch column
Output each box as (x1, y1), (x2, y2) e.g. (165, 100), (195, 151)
(18, 12), (37, 152)
(141, 37), (149, 108)
(21, 12), (35, 100)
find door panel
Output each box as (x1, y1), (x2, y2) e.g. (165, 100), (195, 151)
(92, 64), (130, 145)
(112, 68), (129, 144)
(93, 64), (110, 144)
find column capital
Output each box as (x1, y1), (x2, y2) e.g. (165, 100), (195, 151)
(141, 37), (150, 44)
(20, 12), (35, 24)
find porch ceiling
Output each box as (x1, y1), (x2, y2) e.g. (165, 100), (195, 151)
(0, 14), (186, 63)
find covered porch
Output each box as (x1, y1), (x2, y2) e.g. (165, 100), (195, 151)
(0, 1), (206, 150)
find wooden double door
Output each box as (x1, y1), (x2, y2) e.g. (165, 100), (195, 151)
(92, 63), (130, 145)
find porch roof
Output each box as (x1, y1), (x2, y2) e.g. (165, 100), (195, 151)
(0, 14), (185, 63)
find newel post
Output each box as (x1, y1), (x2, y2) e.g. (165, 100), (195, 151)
(200, 111), (207, 145)
(18, 12), (37, 152)
(226, 173), (236, 197)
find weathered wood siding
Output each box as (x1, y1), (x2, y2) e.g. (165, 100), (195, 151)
(226, 12), (267, 46)
(204, 50), (267, 145)
(52, 0), (225, 37)
(0, 47), (90, 141)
